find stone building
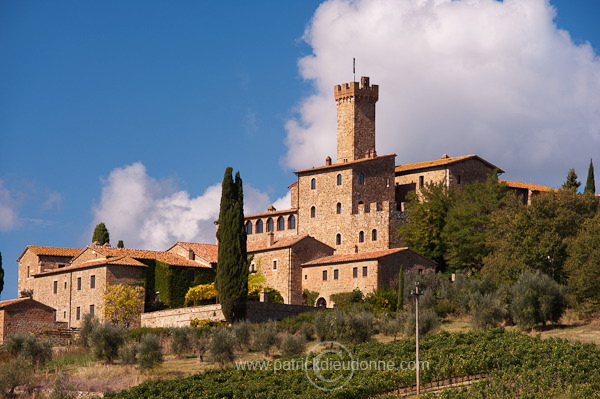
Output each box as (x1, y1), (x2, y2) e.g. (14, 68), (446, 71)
(0, 298), (66, 343)
(16, 75), (554, 316)
(19, 245), (213, 328)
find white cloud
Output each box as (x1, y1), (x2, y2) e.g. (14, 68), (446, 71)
(272, 191), (292, 211)
(0, 180), (20, 231)
(92, 162), (276, 250)
(285, 0), (600, 186)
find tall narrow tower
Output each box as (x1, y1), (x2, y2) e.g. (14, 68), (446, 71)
(334, 76), (379, 163)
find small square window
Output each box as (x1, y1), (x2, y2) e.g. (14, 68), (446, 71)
(353, 267), (358, 278)
(362, 266), (368, 277)
(333, 269), (339, 280)
(322, 270), (327, 281)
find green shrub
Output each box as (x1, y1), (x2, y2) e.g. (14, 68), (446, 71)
(302, 289), (319, 306)
(190, 330), (210, 362)
(403, 307), (440, 337)
(252, 322), (279, 356)
(79, 313), (100, 348)
(297, 322), (315, 341)
(313, 310), (375, 344)
(4, 333), (52, 368)
(365, 288), (397, 311)
(276, 311), (318, 334)
(118, 341), (139, 365)
(208, 327), (236, 365)
(330, 289), (363, 310)
(469, 291), (508, 330)
(232, 321), (252, 351)
(137, 333), (163, 371)
(170, 327), (191, 358)
(89, 323), (125, 363)
(0, 356), (33, 397)
(378, 314), (403, 340)
(278, 333), (305, 357)
(510, 271), (567, 330)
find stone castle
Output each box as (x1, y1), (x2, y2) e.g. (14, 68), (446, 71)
(12, 76), (553, 330)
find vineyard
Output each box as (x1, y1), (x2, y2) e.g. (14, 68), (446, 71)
(105, 328), (600, 399)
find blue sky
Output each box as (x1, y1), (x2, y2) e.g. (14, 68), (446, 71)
(1, 0), (599, 300)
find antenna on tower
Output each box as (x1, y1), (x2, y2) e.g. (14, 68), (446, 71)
(353, 58), (356, 82)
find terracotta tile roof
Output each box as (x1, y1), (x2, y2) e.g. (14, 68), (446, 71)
(302, 248), (410, 266)
(171, 242), (219, 263)
(295, 154), (396, 175)
(288, 181), (298, 189)
(17, 245), (80, 261)
(245, 209), (298, 219)
(501, 180), (556, 192)
(395, 154), (504, 174)
(247, 235), (311, 253)
(80, 246), (205, 267)
(35, 255), (147, 276)
(0, 298), (32, 309)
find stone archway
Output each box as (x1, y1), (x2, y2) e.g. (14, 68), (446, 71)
(316, 297), (327, 308)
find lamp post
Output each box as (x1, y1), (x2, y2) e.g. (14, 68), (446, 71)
(411, 281), (424, 395)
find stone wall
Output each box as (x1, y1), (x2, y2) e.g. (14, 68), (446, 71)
(141, 304), (224, 328)
(141, 302), (320, 328)
(0, 299), (66, 344)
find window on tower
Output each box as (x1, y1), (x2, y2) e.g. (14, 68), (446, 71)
(336, 202), (342, 214)
(311, 206), (316, 218)
(267, 218), (274, 232)
(277, 216), (285, 231)
(256, 219), (263, 233)
(358, 173), (365, 185)
(337, 174), (342, 185)
(288, 215), (296, 229)
(311, 178), (316, 190)
(246, 221), (253, 235)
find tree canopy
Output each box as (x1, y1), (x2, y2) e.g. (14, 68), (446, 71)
(92, 222), (110, 245)
(562, 168), (581, 191)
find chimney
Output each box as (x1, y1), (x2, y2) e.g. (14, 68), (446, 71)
(188, 248), (195, 261)
(267, 232), (275, 248)
(354, 245), (358, 253)
(268, 205), (276, 212)
(325, 156), (332, 166)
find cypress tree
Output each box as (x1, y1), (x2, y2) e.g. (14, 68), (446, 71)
(117, 240), (125, 249)
(0, 252), (4, 298)
(92, 223), (110, 245)
(585, 159), (596, 195)
(396, 266), (404, 313)
(216, 167), (248, 323)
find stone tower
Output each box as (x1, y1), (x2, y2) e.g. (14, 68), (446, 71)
(334, 76), (379, 163)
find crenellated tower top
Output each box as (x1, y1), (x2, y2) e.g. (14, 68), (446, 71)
(334, 76), (378, 163)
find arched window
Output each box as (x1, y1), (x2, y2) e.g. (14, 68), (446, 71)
(256, 219), (263, 233)
(336, 202), (342, 214)
(316, 297), (327, 307)
(288, 215), (296, 229)
(337, 174), (342, 186)
(245, 221), (253, 235)
(372, 229), (377, 241)
(358, 172), (365, 185)
(336, 234), (341, 245)
(311, 206), (316, 218)
(267, 218), (274, 232)
(311, 178), (316, 190)
(358, 231), (365, 243)
(277, 216), (285, 231)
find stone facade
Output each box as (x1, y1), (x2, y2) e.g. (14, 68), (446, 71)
(0, 298), (66, 343)
(17, 246), (80, 295)
(394, 154), (505, 207)
(302, 248), (436, 307)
